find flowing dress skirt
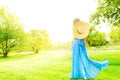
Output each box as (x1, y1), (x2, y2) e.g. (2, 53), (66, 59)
(70, 39), (109, 79)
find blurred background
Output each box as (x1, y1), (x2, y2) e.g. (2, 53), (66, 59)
(0, 0), (120, 80)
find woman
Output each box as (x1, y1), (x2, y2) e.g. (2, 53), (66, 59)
(70, 18), (109, 80)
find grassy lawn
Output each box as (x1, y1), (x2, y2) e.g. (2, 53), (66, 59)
(0, 50), (120, 80)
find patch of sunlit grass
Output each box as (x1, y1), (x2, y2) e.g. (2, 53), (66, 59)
(0, 50), (120, 80)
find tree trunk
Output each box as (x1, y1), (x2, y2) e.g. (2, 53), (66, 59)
(35, 49), (39, 53)
(3, 52), (8, 57)
(3, 40), (9, 57)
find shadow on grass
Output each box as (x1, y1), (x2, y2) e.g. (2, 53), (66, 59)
(0, 52), (36, 61)
(109, 63), (120, 66)
(70, 78), (95, 80)
(109, 61), (120, 66)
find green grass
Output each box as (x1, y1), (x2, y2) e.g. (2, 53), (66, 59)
(0, 50), (120, 80)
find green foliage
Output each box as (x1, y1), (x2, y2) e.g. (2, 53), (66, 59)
(0, 7), (26, 56)
(90, 0), (120, 46)
(110, 27), (120, 43)
(90, 0), (120, 26)
(30, 30), (51, 53)
(87, 26), (108, 46)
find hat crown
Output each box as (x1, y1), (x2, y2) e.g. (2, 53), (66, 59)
(73, 21), (89, 39)
(77, 27), (83, 34)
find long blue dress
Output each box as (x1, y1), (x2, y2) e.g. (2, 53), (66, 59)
(70, 39), (109, 79)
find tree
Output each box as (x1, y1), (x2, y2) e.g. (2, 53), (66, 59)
(87, 25), (108, 46)
(90, 0), (120, 27)
(110, 27), (120, 43)
(0, 7), (26, 57)
(30, 30), (51, 53)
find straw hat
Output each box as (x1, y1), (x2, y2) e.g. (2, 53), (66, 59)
(73, 20), (89, 39)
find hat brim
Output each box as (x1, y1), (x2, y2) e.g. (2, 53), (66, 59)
(73, 21), (89, 39)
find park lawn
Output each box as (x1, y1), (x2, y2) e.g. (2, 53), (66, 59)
(0, 50), (120, 80)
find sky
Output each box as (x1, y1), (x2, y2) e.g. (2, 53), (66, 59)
(0, 0), (98, 43)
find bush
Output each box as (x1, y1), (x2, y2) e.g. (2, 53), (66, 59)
(110, 27), (120, 43)
(87, 31), (108, 46)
